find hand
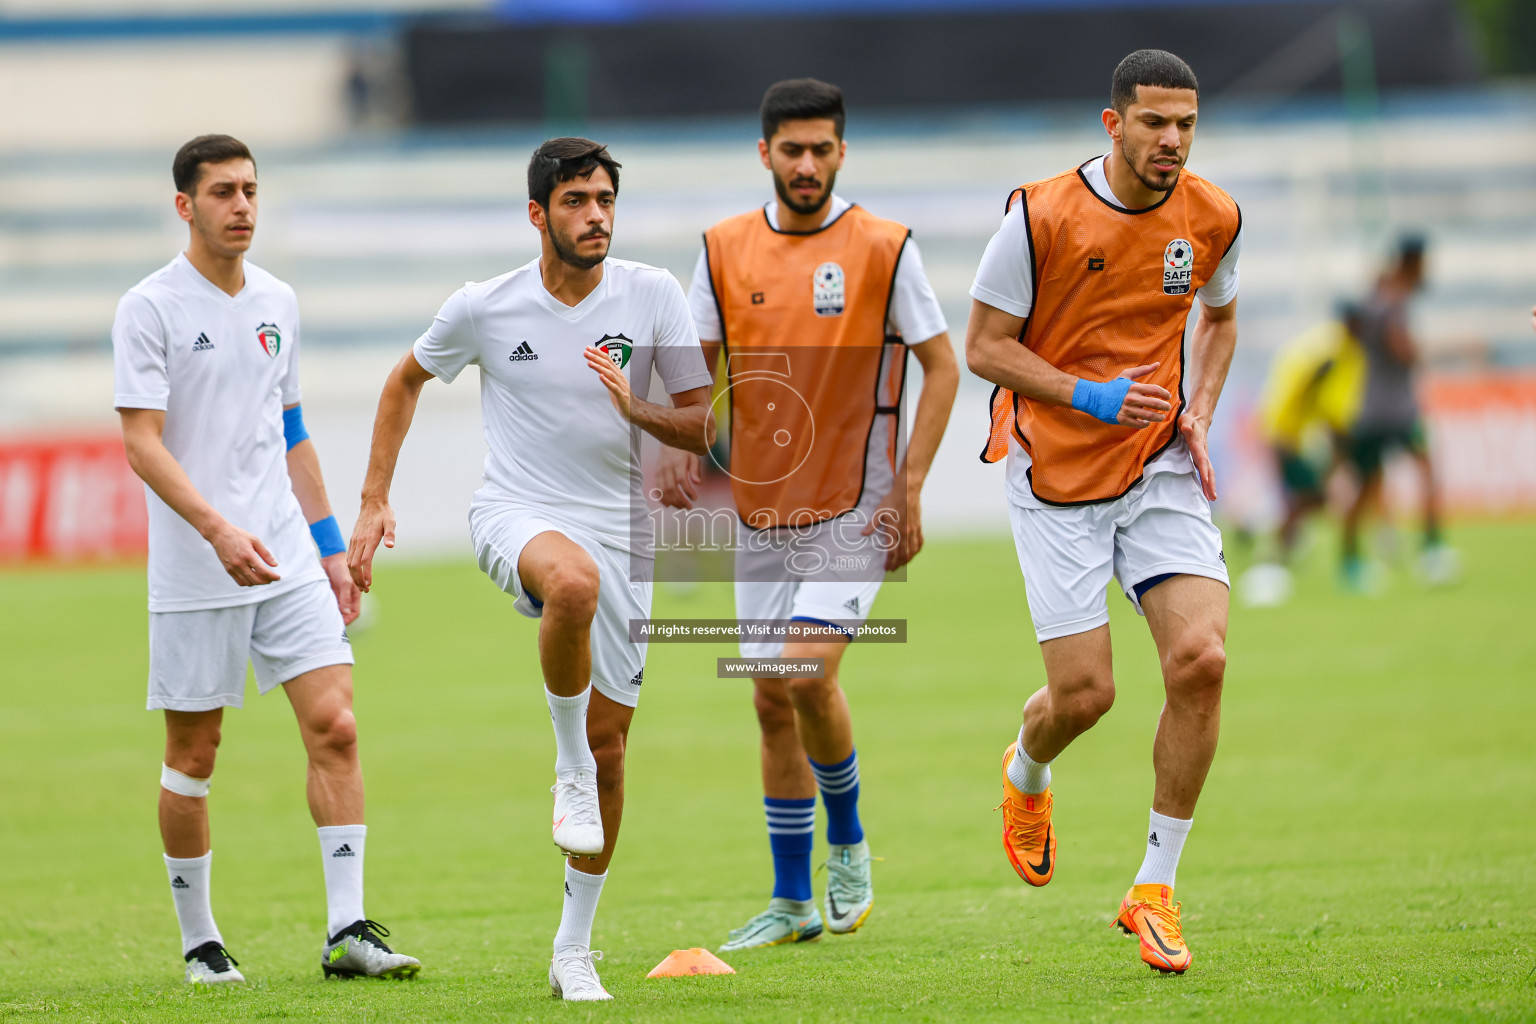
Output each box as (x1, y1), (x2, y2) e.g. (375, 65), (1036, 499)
(863, 485), (923, 571)
(1179, 408), (1218, 501)
(208, 522), (281, 587)
(1116, 362), (1173, 429)
(655, 446), (703, 509)
(348, 499), (396, 593)
(322, 553), (361, 625)
(585, 346), (633, 421)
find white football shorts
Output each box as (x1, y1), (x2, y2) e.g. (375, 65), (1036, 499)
(1008, 469), (1228, 643)
(734, 513), (886, 659)
(147, 577), (354, 711)
(470, 504), (650, 708)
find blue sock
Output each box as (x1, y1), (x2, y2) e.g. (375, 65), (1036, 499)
(764, 797), (815, 902)
(809, 750), (863, 846)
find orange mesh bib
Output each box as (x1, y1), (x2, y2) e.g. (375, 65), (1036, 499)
(705, 205), (909, 529)
(980, 161), (1240, 505)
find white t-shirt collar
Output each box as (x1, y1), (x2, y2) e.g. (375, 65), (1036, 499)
(533, 257), (609, 321)
(176, 251), (250, 305)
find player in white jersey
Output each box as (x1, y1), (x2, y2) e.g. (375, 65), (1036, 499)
(347, 138), (714, 1002)
(112, 135), (420, 985)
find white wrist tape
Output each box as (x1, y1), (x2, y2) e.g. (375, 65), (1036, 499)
(161, 763), (211, 798)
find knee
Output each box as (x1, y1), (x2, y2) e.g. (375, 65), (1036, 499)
(1061, 680), (1116, 731)
(783, 674), (838, 713)
(752, 684), (796, 732)
(310, 705), (359, 760)
(166, 726), (220, 779)
(1166, 639), (1225, 704)
(541, 558), (600, 622)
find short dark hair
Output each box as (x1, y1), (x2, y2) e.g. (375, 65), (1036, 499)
(527, 137), (621, 209)
(1395, 232), (1427, 262)
(760, 78), (845, 142)
(173, 134), (255, 195)
(1111, 50), (1200, 114)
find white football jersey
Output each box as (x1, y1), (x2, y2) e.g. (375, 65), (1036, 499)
(112, 254), (324, 612)
(413, 257), (712, 553)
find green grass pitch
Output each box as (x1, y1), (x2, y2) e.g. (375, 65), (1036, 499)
(2, 523), (1534, 1022)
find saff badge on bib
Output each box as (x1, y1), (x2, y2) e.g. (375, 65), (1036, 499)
(595, 333), (633, 369)
(813, 262), (845, 317)
(256, 323), (282, 358)
(1162, 240), (1194, 296)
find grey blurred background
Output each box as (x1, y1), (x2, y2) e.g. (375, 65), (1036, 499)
(2, 0), (1533, 553)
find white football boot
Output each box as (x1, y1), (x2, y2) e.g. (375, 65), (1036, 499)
(321, 919), (421, 979)
(823, 839), (875, 934)
(184, 941), (245, 985)
(549, 948), (612, 1001)
(551, 768), (604, 858)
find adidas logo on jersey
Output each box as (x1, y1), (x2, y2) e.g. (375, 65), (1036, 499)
(509, 341), (539, 362)
(843, 596), (860, 614)
(630, 668), (644, 687)
(171, 875), (190, 889)
(332, 843), (356, 858)
(193, 332), (215, 352)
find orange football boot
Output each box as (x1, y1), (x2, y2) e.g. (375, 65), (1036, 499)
(996, 742), (1055, 886)
(1114, 883), (1192, 973)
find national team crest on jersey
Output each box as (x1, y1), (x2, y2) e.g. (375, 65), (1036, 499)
(594, 334), (633, 369)
(256, 323), (282, 358)
(812, 262), (845, 317)
(1162, 239), (1195, 295)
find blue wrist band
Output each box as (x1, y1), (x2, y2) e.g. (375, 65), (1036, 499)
(282, 404), (310, 451)
(1071, 377), (1133, 425)
(309, 515), (345, 558)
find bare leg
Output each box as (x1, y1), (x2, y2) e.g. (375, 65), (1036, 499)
(1020, 624), (1116, 763)
(1412, 448), (1442, 545)
(778, 637), (855, 767)
(753, 677), (817, 801)
(1141, 576), (1228, 818)
(518, 531), (601, 699)
(573, 691), (635, 876)
(161, 710), (223, 858)
(1343, 469), (1382, 564)
(283, 664), (364, 826)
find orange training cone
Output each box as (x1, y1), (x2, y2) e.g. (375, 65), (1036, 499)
(647, 948), (736, 977)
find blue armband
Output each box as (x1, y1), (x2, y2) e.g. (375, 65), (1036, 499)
(1071, 377), (1132, 425)
(282, 404), (310, 451)
(309, 515), (345, 558)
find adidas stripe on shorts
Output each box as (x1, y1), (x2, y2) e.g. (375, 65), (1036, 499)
(470, 503), (650, 708)
(147, 577), (354, 711)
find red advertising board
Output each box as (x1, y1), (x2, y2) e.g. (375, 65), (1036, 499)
(0, 435), (147, 562)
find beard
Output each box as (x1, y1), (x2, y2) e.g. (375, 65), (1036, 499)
(1120, 141), (1182, 193)
(773, 167), (837, 217)
(549, 223), (609, 270)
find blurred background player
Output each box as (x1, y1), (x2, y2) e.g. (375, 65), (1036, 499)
(111, 134), (420, 985)
(657, 78), (958, 950)
(1240, 301), (1364, 606)
(966, 50), (1240, 974)
(1340, 234), (1457, 589)
(347, 138), (714, 1001)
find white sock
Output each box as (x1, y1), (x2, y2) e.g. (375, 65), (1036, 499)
(317, 824), (367, 939)
(547, 688), (597, 775)
(1134, 810), (1193, 887)
(164, 852), (222, 955)
(1006, 726), (1052, 794)
(553, 862), (606, 955)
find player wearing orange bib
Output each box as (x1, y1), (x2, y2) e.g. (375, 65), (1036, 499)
(659, 79), (958, 950)
(966, 50), (1241, 974)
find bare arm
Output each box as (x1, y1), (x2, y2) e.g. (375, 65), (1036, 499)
(347, 350), (434, 591)
(655, 341), (721, 509)
(284, 406), (360, 624)
(119, 407), (280, 587)
(964, 299), (1172, 428)
(1179, 298), (1239, 501)
(865, 332), (960, 570)
(583, 346), (716, 454)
